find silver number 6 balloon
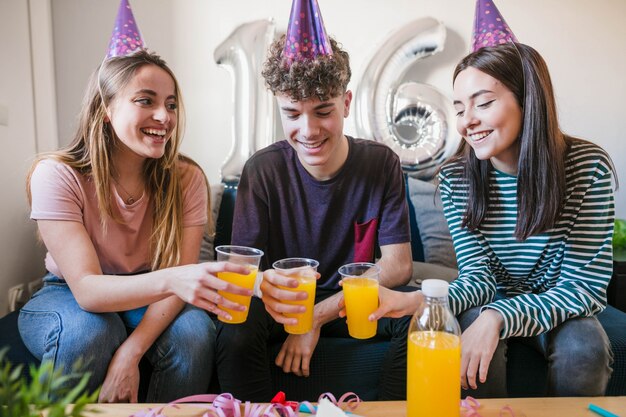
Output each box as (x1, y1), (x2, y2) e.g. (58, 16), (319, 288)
(214, 19), (276, 183)
(355, 17), (459, 178)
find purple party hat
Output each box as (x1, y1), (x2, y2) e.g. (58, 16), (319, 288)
(283, 0), (333, 64)
(471, 0), (518, 52)
(106, 0), (145, 58)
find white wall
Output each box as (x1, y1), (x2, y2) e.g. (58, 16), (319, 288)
(0, 0), (50, 314)
(172, 0), (626, 217)
(50, 0), (626, 217)
(52, 0), (174, 148)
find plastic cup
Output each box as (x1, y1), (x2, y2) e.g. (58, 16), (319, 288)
(339, 262), (380, 339)
(273, 258), (319, 334)
(215, 245), (263, 324)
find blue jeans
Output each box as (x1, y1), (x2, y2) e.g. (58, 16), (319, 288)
(18, 273), (215, 401)
(458, 306), (613, 397)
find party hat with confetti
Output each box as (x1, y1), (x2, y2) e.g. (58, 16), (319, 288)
(471, 0), (517, 52)
(283, 0), (332, 64)
(106, 0), (145, 58)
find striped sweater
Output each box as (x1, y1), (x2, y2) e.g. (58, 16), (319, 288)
(439, 141), (615, 339)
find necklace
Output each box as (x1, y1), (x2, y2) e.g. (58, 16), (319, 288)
(111, 174), (142, 205)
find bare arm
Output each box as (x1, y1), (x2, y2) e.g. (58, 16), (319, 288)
(114, 224), (205, 358)
(376, 241), (413, 288)
(339, 286), (424, 321)
(96, 223), (251, 402)
(36, 220), (249, 312)
(98, 224), (204, 402)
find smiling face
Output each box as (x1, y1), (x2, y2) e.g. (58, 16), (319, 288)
(106, 64), (177, 162)
(277, 91), (352, 180)
(453, 66), (523, 175)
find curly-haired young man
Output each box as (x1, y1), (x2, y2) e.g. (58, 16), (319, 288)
(215, 35), (414, 401)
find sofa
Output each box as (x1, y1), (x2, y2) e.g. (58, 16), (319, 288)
(206, 177), (626, 399)
(1, 176), (625, 401)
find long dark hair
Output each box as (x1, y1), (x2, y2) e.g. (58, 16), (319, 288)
(446, 43), (569, 240)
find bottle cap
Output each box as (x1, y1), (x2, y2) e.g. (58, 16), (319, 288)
(421, 279), (449, 298)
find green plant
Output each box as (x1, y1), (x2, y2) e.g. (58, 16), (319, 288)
(615, 219), (626, 250)
(0, 348), (99, 417)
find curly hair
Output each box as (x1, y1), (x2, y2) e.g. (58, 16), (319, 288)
(262, 35), (351, 101)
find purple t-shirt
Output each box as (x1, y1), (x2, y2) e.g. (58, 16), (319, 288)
(232, 137), (410, 290)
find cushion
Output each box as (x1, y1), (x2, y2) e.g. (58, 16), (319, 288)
(411, 261), (458, 286)
(407, 177), (457, 269)
(0, 310), (38, 380)
(199, 183), (225, 262)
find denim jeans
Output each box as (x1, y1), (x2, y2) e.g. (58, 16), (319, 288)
(18, 273), (215, 401)
(458, 306), (613, 398)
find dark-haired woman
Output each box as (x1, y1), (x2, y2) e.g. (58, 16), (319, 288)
(356, 42), (615, 397)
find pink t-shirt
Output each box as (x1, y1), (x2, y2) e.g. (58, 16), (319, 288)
(30, 158), (208, 277)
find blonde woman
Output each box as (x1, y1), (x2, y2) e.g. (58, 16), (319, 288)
(18, 50), (251, 402)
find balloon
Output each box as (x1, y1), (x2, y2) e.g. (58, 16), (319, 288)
(214, 19), (276, 183)
(354, 18), (459, 178)
(388, 82), (456, 178)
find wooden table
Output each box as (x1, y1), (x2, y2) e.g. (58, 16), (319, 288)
(83, 397), (626, 417)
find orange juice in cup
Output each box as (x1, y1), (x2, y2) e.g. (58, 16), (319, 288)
(273, 258), (319, 334)
(215, 245), (263, 324)
(339, 262), (380, 339)
(217, 268), (258, 324)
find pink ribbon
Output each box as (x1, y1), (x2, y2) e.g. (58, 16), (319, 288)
(131, 392), (522, 417)
(129, 391), (361, 417)
(461, 396), (523, 417)
(299, 392), (361, 414)
(130, 393), (295, 417)
(461, 396), (482, 417)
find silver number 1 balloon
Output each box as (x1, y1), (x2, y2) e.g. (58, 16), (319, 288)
(214, 19), (276, 183)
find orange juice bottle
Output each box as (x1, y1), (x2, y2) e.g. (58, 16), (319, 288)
(407, 279), (461, 417)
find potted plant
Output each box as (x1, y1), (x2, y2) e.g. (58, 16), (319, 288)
(0, 348), (98, 417)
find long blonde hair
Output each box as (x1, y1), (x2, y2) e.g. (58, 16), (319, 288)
(27, 50), (211, 270)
